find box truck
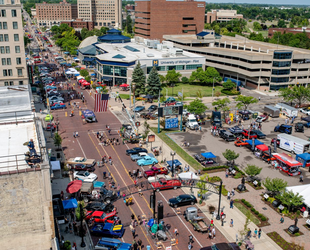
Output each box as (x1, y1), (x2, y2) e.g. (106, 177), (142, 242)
(275, 103), (298, 118)
(264, 105), (280, 117)
(277, 133), (310, 154)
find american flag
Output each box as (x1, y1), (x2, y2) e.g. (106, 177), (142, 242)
(94, 93), (109, 112)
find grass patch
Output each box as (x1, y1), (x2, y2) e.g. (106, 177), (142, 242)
(150, 128), (201, 170)
(119, 94), (130, 100)
(161, 84), (223, 97)
(234, 202), (260, 225)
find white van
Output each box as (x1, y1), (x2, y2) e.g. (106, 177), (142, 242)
(275, 103), (298, 118)
(277, 133), (310, 154)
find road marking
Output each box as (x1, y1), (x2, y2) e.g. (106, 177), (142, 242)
(75, 138), (86, 158)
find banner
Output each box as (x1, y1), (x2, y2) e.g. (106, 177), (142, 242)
(165, 118), (178, 129)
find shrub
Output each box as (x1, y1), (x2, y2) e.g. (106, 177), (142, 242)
(267, 197), (275, 203)
(296, 210), (300, 216)
(251, 208), (255, 212)
(241, 199), (245, 203)
(295, 232), (300, 236)
(234, 172), (243, 179)
(258, 214), (263, 218)
(221, 185), (228, 196)
(261, 216), (267, 221)
(208, 176), (222, 183)
(254, 211), (259, 215)
(258, 181), (262, 187)
(202, 165), (228, 171)
(221, 89), (241, 95)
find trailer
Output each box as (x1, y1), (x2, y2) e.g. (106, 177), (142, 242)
(275, 103), (298, 118)
(264, 105), (280, 118)
(277, 133), (310, 154)
(185, 207), (209, 233)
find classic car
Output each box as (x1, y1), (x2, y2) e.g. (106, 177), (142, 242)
(133, 106), (145, 112)
(85, 210), (116, 223)
(274, 124), (292, 134)
(194, 154), (206, 163)
(67, 157), (96, 166)
(147, 105), (158, 112)
(300, 108), (310, 115)
(71, 164), (95, 172)
(256, 115), (268, 123)
(137, 155), (158, 166)
(151, 178), (182, 192)
(252, 130), (266, 139)
(130, 152), (153, 161)
(73, 171), (97, 182)
(234, 138), (249, 147)
(46, 123), (56, 131)
(85, 202), (114, 213)
(241, 129), (258, 139)
(271, 138), (280, 147)
(147, 174), (172, 183)
(144, 166), (168, 178)
(168, 194), (197, 208)
(49, 96), (64, 102)
(90, 223), (124, 238)
(126, 147), (148, 155)
(295, 122), (304, 132)
(94, 237), (132, 250)
(51, 103), (66, 110)
(45, 114), (53, 122)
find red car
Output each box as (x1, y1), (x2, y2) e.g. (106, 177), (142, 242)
(46, 123), (56, 131)
(51, 102), (64, 107)
(271, 138), (280, 147)
(241, 130), (257, 139)
(85, 210), (116, 223)
(33, 56), (40, 58)
(144, 166), (168, 178)
(48, 44), (53, 47)
(151, 178), (182, 192)
(34, 60), (41, 63)
(71, 164), (95, 172)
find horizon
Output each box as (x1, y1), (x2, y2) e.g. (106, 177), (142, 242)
(205, 0), (310, 6)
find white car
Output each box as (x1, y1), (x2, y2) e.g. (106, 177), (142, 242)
(300, 108), (310, 115)
(49, 96), (64, 102)
(74, 171), (97, 182)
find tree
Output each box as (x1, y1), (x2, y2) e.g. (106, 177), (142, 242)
(222, 149), (239, 167)
(196, 173), (209, 203)
(126, 15), (133, 34)
(263, 177), (287, 197)
(132, 62), (146, 96)
(277, 19), (287, 28)
(244, 164), (262, 181)
(181, 77), (189, 84)
(235, 95), (258, 110)
(276, 190), (304, 212)
(212, 97), (230, 117)
(24, 36), (31, 47)
(80, 69), (89, 78)
(196, 90), (203, 99)
(189, 67), (222, 85)
(253, 21), (262, 31)
(165, 69), (182, 86)
(186, 98), (208, 115)
(142, 121), (150, 139)
(222, 80), (235, 91)
(54, 132), (62, 149)
(85, 76), (91, 82)
(146, 66), (161, 97)
(159, 74), (167, 87)
(279, 85), (310, 107)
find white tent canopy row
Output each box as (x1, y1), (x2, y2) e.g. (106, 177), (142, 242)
(286, 184), (310, 207)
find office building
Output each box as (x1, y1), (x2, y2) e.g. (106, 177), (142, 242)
(135, 0), (205, 41)
(164, 31), (310, 90)
(61, 18), (94, 31)
(268, 27), (310, 39)
(206, 9), (243, 24)
(77, 0), (122, 29)
(0, 0), (29, 87)
(36, 0), (77, 27)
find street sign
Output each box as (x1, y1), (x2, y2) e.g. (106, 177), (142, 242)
(178, 91), (183, 97)
(148, 135), (155, 142)
(163, 106), (179, 116)
(135, 122), (140, 127)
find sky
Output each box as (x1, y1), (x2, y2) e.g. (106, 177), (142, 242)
(207, 0), (309, 6)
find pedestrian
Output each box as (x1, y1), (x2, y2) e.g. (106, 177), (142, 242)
(247, 229), (252, 239)
(230, 199), (234, 209)
(134, 179), (138, 188)
(300, 174), (304, 182)
(146, 245), (151, 250)
(68, 223), (73, 234)
(231, 188), (235, 196)
(174, 228), (179, 236)
(70, 210), (75, 222)
(227, 191), (231, 200)
(254, 228), (258, 238)
(132, 240), (138, 250)
(189, 234), (193, 243)
(73, 221), (78, 235)
(212, 227), (216, 239)
(108, 172), (111, 180)
(230, 219), (234, 227)
(188, 242), (192, 249)
(259, 97), (261, 101)
(236, 233), (238, 243)
(137, 239), (142, 249)
(130, 225), (135, 238)
(73, 131), (76, 138)
(72, 242), (77, 250)
(258, 228), (262, 239)
(128, 170), (132, 177)
(75, 131), (79, 137)
(225, 169), (229, 178)
(210, 219), (214, 226)
(103, 171), (106, 179)
(280, 215), (284, 223)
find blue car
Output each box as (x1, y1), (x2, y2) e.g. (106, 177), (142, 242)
(303, 122), (310, 128)
(137, 155), (158, 166)
(274, 124), (292, 134)
(90, 223), (125, 238)
(94, 237), (131, 250)
(133, 106), (145, 112)
(51, 103), (66, 110)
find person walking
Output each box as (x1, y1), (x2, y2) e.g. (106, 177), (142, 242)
(300, 174), (304, 182)
(225, 169), (229, 178)
(188, 235), (194, 244)
(231, 188), (235, 196)
(254, 228), (258, 238)
(230, 199), (234, 209)
(73, 131), (76, 138)
(230, 219), (234, 227)
(75, 131), (79, 137)
(227, 191), (231, 200)
(132, 240), (138, 250)
(174, 228), (179, 236)
(258, 228), (262, 239)
(212, 227), (216, 239)
(247, 229), (252, 239)
(130, 224), (136, 238)
(280, 215), (284, 223)
(137, 239), (142, 250)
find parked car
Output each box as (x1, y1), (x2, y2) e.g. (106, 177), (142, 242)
(71, 164), (95, 172)
(303, 122), (310, 128)
(85, 202), (114, 213)
(256, 115), (268, 123)
(234, 138), (249, 147)
(85, 210), (116, 223)
(94, 237), (132, 250)
(194, 154), (206, 163)
(271, 138), (280, 147)
(295, 122), (304, 132)
(67, 157), (96, 166)
(51, 103), (66, 110)
(45, 114), (53, 121)
(300, 108), (310, 115)
(133, 106), (145, 112)
(147, 105), (158, 112)
(144, 166), (168, 178)
(90, 223), (124, 238)
(73, 171), (97, 182)
(130, 152), (153, 161)
(219, 130), (235, 142)
(49, 96), (64, 102)
(99, 187), (118, 203)
(46, 123), (56, 131)
(168, 194), (197, 208)
(274, 124), (292, 134)
(126, 147), (148, 155)
(151, 178), (182, 192)
(241, 129), (258, 139)
(137, 155), (158, 166)
(252, 130), (266, 139)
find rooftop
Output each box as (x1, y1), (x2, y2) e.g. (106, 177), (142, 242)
(78, 35), (97, 49)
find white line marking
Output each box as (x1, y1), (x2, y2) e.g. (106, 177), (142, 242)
(76, 138), (86, 158)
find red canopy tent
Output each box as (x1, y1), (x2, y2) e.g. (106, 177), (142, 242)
(66, 180), (83, 193)
(256, 144), (268, 152)
(82, 82), (91, 86)
(273, 153), (302, 167)
(120, 83), (129, 87)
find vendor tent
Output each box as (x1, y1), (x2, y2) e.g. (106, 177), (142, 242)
(120, 83), (129, 87)
(82, 82), (90, 86)
(256, 144), (268, 152)
(66, 180), (83, 193)
(51, 160), (61, 171)
(62, 198), (78, 209)
(166, 159), (182, 167)
(246, 139), (264, 146)
(296, 153), (310, 168)
(286, 184), (310, 207)
(201, 152), (216, 159)
(178, 172), (199, 180)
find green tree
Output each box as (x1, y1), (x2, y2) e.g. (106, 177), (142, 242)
(244, 164), (262, 181)
(205, 67), (222, 85)
(158, 74), (166, 87)
(85, 76), (91, 82)
(80, 28), (90, 40)
(132, 62), (146, 96)
(276, 190), (304, 212)
(277, 19), (287, 28)
(189, 67), (222, 85)
(165, 69), (182, 86)
(222, 149), (239, 167)
(146, 66), (161, 97)
(196, 90), (203, 99)
(186, 98), (208, 115)
(253, 22), (262, 31)
(54, 132), (62, 149)
(235, 95), (258, 110)
(126, 15), (133, 34)
(196, 173), (209, 203)
(142, 121), (150, 139)
(263, 177), (287, 197)
(80, 69), (89, 78)
(279, 85), (310, 107)
(181, 77), (189, 84)
(24, 36), (31, 47)
(222, 80), (235, 91)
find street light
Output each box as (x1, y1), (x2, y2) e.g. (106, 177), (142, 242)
(170, 151), (176, 177)
(131, 82), (136, 125)
(212, 77), (215, 101)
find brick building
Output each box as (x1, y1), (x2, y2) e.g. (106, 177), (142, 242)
(268, 27), (310, 39)
(205, 9), (243, 24)
(61, 18), (94, 31)
(135, 0), (205, 41)
(36, 0), (77, 27)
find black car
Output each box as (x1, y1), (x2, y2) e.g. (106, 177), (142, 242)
(295, 122), (304, 133)
(72, 164), (95, 172)
(252, 130), (266, 139)
(220, 130), (236, 142)
(168, 194), (197, 208)
(126, 147), (148, 155)
(194, 154), (206, 163)
(148, 105), (158, 112)
(99, 187), (117, 203)
(85, 202), (114, 213)
(274, 124), (292, 134)
(229, 126), (244, 137)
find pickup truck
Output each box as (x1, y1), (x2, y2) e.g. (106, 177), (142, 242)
(147, 174), (172, 183)
(241, 129), (257, 139)
(144, 166), (169, 178)
(151, 178), (182, 192)
(131, 152), (154, 161)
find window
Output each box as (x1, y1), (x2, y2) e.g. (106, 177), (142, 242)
(1, 58), (6, 65)
(3, 22), (7, 29)
(272, 69), (290, 75)
(9, 81), (13, 85)
(0, 34), (3, 41)
(19, 81), (23, 85)
(11, 0), (15, 4)
(7, 58), (11, 65)
(272, 61), (291, 67)
(16, 57), (21, 65)
(8, 69), (12, 76)
(17, 68), (22, 76)
(183, 17), (194, 20)
(0, 23), (2, 29)
(11, 10), (17, 17)
(12, 22), (18, 29)
(4, 81), (8, 86)
(186, 64), (202, 70)
(5, 46), (10, 53)
(273, 51), (292, 60)
(14, 34), (19, 41)
(1, 10), (6, 17)
(270, 77), (289, 83)
(0, 46), (4, 53)
(15, 46), (20, 53)
(3, 69), (7, 76)
(4, 34), (8, 41)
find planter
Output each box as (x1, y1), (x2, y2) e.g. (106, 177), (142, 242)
(267, 231), (303, 250)
(246, 181), (264, 190)
(284, 228), (304, 237)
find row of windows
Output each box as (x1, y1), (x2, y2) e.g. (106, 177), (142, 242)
(270, 77), (289, 83)
(4, 81), (24, 86)
(98, 65), (127, 77)
(146, 64), (202, 73)
(0, 21), (18, 30)
(273, 51), (292, 60)
(272, 61), (291, 68)
(271, 69), (290, 75)
(1, 57), (21, 65)
(0, 9), (17, 17)
(0, 34), (19, 42)
(3, 68), (23, 76)
(0, 0), (16, 4)
(0, 46), (20, 53)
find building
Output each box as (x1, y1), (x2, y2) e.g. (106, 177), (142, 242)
(36, 0), (77, 27)
(164, 31), (310, 90)
(268, 27), (310, 39)
(205, 9), (243, 24)
(61, 18), (94, 31)
(30, 8), (36, 18)
(77, 35), (98, 65)
(0, 85), (54, 250)
(0, 0), (29, 87)
(90, 29), (205, 86)
(135, 0), (205, 41)
(77, 0), (122, 29)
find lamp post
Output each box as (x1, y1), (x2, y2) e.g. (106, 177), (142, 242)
(212, 77), (215, 101)
(79, 202), (86, 247)
(131, 82), (136, 125)
(170, 151), (176, 177)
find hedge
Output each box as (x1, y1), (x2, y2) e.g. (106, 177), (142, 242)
(221, 89), (241, 95)
(240, 199), (267, 222)
(202, 165), (228, 171)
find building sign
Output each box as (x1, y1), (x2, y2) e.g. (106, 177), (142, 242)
(158, 59), (201, 66)
(163, 106), (179, 116)
(152, 60), (159, 67)
(148, 134), (155, 142)
(165, 118), (178, 129)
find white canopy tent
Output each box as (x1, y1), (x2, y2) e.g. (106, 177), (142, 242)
(178, 172), (200, 180)
(286, 184), (310, 207)
(51, 160), (61, 171)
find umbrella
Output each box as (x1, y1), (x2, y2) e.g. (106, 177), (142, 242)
(90, 73), (96, 76)
(66, 180), (82, 193)
(120, 83), (129, 87)
(62, 198), (78, 209)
